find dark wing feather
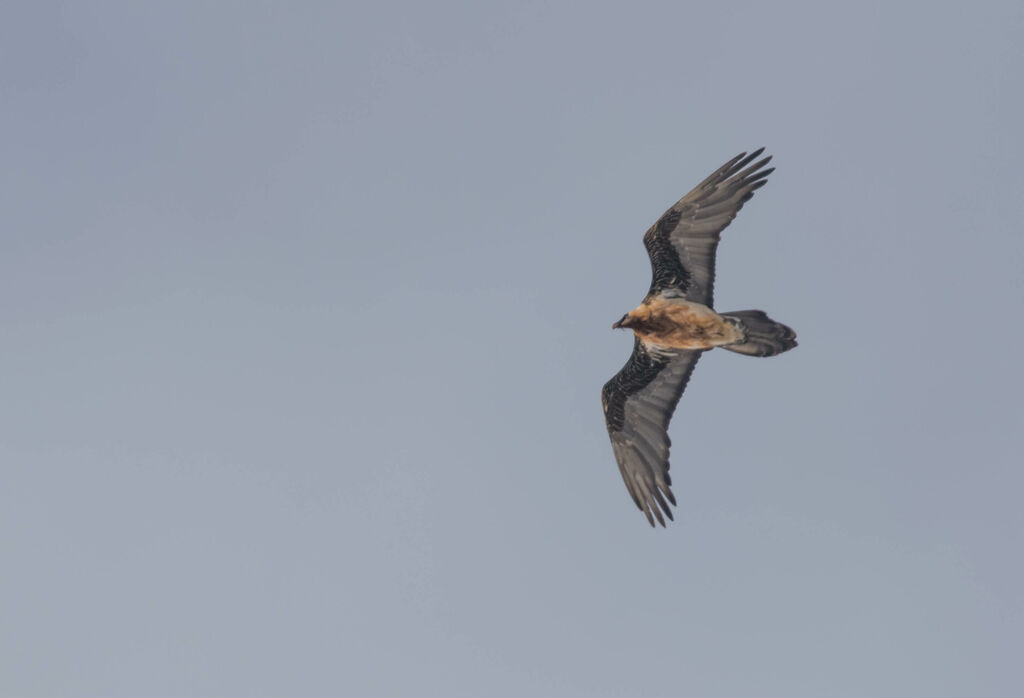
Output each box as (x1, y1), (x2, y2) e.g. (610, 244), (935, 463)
(602, 338), (703, 526)
(643, 148), (774, 307)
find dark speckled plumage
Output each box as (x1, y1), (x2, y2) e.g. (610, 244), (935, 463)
(602, 339), (674, 432)
(644, 210), (690, 297)
(602, 341), (702, 526)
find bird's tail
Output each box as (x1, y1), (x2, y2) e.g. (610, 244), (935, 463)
(720, 310), (797, 357)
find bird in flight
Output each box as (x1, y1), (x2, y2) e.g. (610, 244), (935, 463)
(601, 148), (797, 527)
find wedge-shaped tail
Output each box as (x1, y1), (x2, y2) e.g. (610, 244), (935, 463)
(720, 310), (797, 357)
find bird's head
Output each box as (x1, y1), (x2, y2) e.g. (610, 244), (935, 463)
(613, 305), (654, 330)
(612, 313), (633, 330)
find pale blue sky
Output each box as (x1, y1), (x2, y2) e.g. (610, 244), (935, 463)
(2, 2), (1022, 696)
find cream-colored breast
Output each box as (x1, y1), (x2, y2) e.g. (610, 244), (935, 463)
(633, 298), (743, 350)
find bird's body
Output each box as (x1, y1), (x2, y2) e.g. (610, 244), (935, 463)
(602, 148), (797, 527)
(614, 297), (744, 350)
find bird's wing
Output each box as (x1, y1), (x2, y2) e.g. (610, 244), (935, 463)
(643, 148), (774, 307)
(601, 338), (703, 526)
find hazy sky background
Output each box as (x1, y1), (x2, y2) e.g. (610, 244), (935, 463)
(2, 2), (1022, 696)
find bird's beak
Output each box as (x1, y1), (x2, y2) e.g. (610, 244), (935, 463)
(612, 314), (630, 329)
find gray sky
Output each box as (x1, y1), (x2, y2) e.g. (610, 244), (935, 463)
(2, 1), (1022, 696)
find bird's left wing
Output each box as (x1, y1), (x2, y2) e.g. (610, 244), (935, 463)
(643, 148), (774, 307)
(601, 338), (703, 526)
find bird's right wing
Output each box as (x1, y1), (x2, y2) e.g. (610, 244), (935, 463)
(601, 338), (703, 526)
(643, 149), (774, 307)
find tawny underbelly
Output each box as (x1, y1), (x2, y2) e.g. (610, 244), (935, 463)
(634, 301), (743, 350)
